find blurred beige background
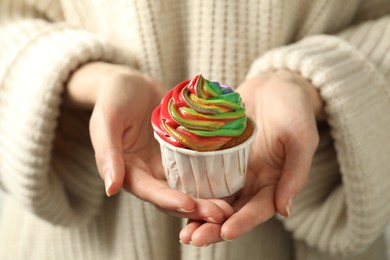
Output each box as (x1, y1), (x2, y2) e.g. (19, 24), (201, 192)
(0, 190), (388, 258)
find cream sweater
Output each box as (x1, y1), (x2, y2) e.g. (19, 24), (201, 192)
(0, 0), (390, 259)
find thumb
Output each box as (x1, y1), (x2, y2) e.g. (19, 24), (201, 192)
(90, 110), (125, 196)
(275, 142), (315, 217)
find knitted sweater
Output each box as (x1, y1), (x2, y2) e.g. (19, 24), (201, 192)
(0, 0), (390, 259)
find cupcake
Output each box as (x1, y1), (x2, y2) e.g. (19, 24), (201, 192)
(151, 75), (256, 199)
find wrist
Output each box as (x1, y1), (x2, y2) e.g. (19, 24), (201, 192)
(290, 72), (326, 121)
(267, 70), (326, 121)
(65, 62), (132, 109)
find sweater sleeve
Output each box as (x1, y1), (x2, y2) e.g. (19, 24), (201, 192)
(246, 15), (390, 256)
(0, 1), (135, 226)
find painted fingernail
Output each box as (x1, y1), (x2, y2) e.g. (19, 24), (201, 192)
(286, 197), (293, 217)
(177, 208), (195, 213)
(104, 170), (113, 197)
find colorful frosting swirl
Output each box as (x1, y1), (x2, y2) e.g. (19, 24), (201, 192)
(151, 75), (247, 151)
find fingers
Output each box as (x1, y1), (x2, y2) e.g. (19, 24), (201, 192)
(220, 185), (276, 241)
(159, 198), (234, 224)
(123, 157), (196, 213)
(207, 199), (235, 219)
(275, 133), (317, 217)
(180, 185), (276, 246)
(189, 199), (233, 223)
(180, 220), (203, 244)
(180, 220), (223, 247)
(90, 108), (125, 196)
(100, 148), (125, 196)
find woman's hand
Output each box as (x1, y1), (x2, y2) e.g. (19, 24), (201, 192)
(65, 62), (233, 223)
(179, 70), (324, 246)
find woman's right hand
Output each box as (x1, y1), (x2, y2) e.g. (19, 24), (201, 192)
(65, 62), (234, 224)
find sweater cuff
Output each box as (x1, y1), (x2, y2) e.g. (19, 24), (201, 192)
(0, 23), (134, 226)
(247, 35), (390, 255)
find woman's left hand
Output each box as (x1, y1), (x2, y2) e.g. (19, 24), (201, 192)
(179, 70), (324, 247)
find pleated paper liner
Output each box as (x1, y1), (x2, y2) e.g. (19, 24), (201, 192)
(154, 119), (256, 199)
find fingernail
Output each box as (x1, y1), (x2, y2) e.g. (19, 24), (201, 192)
(177, 208), (195, 213)
(286, 197), (293, 217)
(189, 241), (209, 248)
(220, 234), (232, 241)
(104, 170), (113, 197)
(206, 217), (222, 223)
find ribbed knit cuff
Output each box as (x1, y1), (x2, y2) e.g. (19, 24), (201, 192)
(247, 35), (390, 256)
(0, 22), (134, 226)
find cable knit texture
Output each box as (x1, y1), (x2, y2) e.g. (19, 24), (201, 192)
(0, 0), (389, 259)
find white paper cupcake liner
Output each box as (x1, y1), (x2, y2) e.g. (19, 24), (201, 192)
(154, 122), (256, 199)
